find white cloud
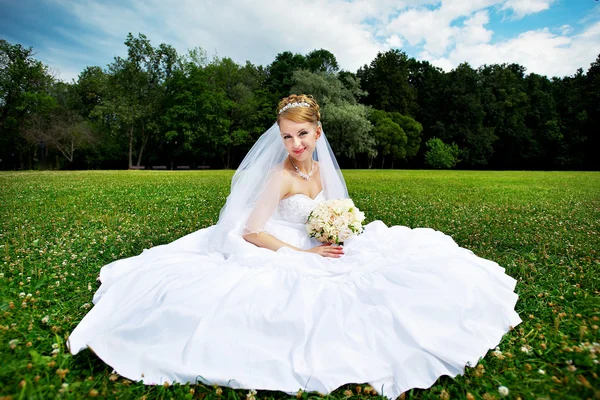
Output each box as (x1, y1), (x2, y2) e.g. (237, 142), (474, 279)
(558, 24), (573, 35)
(32, 0), (599, 81)
(428, 21), (600, 77)
(49, 0), (401, 73)
(384, 34), (404, 49)
(500, 0), (556, 19)
(385, 0), (499, 56)
(456, 10), (494, 45)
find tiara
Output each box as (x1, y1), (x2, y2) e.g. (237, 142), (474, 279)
(278, 101), (311, 114)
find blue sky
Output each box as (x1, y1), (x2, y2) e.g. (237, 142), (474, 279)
(1, 0), (599, 82)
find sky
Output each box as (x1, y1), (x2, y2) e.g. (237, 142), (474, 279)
(1, 0), (599, 82)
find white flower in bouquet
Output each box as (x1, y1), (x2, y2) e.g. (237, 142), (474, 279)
(306, 199), (366, 244)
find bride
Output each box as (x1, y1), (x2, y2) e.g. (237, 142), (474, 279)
(68, 94), (522, 399)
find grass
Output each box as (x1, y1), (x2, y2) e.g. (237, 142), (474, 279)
(0, 170), (599, 400)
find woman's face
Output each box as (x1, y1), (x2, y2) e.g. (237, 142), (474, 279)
(279, 118), (321, 162)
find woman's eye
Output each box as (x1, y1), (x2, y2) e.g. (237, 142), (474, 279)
(299, 131), (307, 136)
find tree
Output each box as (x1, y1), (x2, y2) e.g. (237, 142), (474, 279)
(480, 64), (529, 168)
(75, 66), (108, 118)
(0, 39), (54, 169)
(583, 54), (600, 169)
(265, 51), (307, 97)
(204, 57), (265, 168)
(424, 137), (460, 169)
(369, 109), (406, 168)
(305, 49), (339, 73)
(442, 63), (496, 167)
(407, 59), (446, 165)
(387, 112), (422, 160)
(22, 110), (95, 163)
(322, 103), (375, 166)
(523, 73), (561, 168)
(290, 70), (359, 107)
(357, 49), (418, 116)
(289, 69), (374, 165)
(96, 33), (177, 168)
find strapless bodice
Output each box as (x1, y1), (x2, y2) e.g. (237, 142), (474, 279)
(274, 190), (325, 224)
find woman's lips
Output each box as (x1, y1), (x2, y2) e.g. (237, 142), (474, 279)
(293, 148), (305, 155)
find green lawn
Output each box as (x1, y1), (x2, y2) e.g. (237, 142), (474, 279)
(1, 170), (599, 400)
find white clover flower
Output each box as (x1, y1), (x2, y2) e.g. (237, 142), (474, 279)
(520, 346), (530, 354)
(538, 369), (546, 375)
(247, 389), (257, 400)
(498, 386), (509, 397)
(51, 348), (60, 355)
(19, 292), (26, 298)
(0, 273), (4, 278)
(81, 303), (91, 309)
(41, 315), (50, 324)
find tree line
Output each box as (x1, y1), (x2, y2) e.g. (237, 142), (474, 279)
(1, 33), (598, 170)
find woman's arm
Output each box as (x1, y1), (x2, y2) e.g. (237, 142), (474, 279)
(242, 165), (344, 258)
(242, 231), (302, 252)
(243, 231), (344, 257)
(242, 170), (302, 251)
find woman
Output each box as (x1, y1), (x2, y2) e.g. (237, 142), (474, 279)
(68, 94), (521, 399)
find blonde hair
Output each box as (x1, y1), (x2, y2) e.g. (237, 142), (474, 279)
(276, 94), (321, 125)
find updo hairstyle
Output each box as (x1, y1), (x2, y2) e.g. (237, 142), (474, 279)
(276, 94), (321, 126)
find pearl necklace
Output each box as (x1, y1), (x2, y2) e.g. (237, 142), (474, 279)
(289, 156), (314, 181)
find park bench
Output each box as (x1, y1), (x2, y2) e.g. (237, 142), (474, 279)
(197, 165), (211, 169)
(176, 166), (191, 169)
(129, 166), (145, 170)
(152, 165), (167, 170)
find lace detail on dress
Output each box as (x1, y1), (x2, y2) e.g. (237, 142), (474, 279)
(275, 190), (325, 224)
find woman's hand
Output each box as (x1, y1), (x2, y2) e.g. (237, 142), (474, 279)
(304, 244), (345, 258)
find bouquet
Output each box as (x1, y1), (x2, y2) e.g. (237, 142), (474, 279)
(306, 199), (366, 244)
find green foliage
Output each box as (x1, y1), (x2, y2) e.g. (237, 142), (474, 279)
(0, 39), (55, 169)
(291, 69), (357, 107)
(368, 110), (423, 168)
(424, 137), (461, 169)
(305, 49), (339, 73)
(265, 51), (307, 97)
(1, 34), (599, 171)
(322, 103), (375, 163)
(357, 49), (418, 116)
(0, 170), (599, 399)
(369, 109), (406, 168)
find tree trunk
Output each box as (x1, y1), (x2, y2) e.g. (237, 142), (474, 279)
(226, 145), (232, 169)
(128, 125), (134, 169)
(136, 126), (148, 167)
(381, 155), (385, 169)
(69, 139), (74, 163)
(0, 102), (10, 133)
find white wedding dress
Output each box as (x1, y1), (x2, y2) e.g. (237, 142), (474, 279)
(68, 189), (522, 399)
